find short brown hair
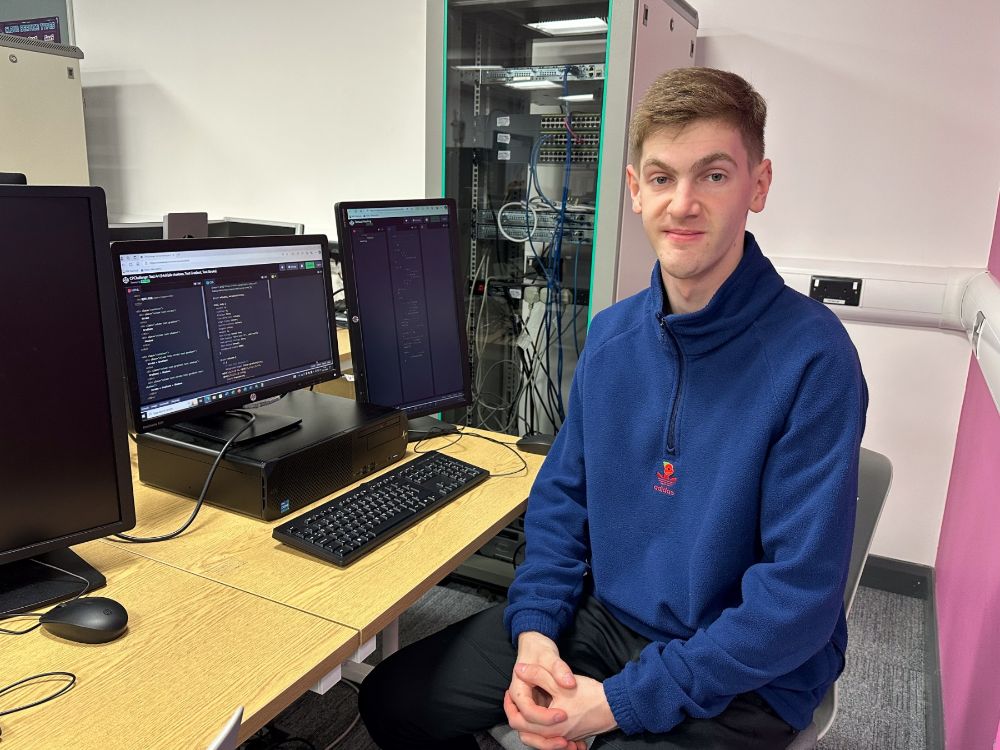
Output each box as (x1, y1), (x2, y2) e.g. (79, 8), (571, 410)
(628, 67), (767, 166)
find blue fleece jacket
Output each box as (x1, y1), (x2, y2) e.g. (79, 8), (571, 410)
(504, 232), (868, 734)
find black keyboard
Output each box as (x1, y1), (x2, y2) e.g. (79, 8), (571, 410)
(272, 451), (490, 566)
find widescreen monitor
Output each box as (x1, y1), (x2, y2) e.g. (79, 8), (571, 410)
(111, 235), (340, 440)
(334, 198), (471, 438)
(108, 217), (306, 243)
(210, 217), (304, 237)
(0, 185), (135, 613)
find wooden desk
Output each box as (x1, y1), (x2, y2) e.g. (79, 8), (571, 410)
(0, 542), (356, 749)
(337, 326), (350, 361)
(108, 429), (541, 642)
(316, 327), (355, 399)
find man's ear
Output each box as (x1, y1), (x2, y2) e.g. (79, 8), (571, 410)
(626, 164), (642, 214)
(749, 158), (772, 214)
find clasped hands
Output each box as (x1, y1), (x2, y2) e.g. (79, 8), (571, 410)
(503, 631), (617, 750)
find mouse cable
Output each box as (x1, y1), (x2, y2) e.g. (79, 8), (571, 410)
(115, 411), (256, 543)
(0, 672), (77, 739)
(412, 427), (528, 477)
(0, 561), (89, 636)
(321, 679), (360, 750)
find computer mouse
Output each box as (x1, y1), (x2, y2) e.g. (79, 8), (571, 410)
(516, 433), (556, 456)
(39, 597), (128, 644)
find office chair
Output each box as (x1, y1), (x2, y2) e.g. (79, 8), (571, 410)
(206, 706), (243, 750)
(785, 447), (892, 749)
(487, 449), (892, 750)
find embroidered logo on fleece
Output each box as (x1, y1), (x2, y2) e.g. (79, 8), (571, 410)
(654, 461), (678, 495)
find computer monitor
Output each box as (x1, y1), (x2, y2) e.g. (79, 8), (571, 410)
(0, 171), (27, 184)
(108, 217), (306, 243)
(108, 221), (164, 241)
(0, 185), (136, 614)
(334, 198), (471, 439)
(111, 234), (341, 442)
(211, 217), (305, 237)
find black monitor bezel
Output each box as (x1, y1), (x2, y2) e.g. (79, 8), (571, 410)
(0, 185), (136, 565)
(334, 197), (472, 418)
(110, 233), (341, 434)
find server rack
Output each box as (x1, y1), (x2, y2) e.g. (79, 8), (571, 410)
(425, 0), (698, 587)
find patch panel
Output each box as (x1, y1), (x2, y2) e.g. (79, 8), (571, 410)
(538, 149), (599, 164)
(541, 113), (602, 131)
(544, 133), (601, 147)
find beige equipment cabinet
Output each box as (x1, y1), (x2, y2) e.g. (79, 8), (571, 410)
(0, 32), (89, 185)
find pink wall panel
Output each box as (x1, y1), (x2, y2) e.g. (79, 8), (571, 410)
(935, 361), (1000, 749)
(936, 196), (1000, 748)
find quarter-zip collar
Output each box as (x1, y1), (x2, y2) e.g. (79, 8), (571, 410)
(647, 232), (785, 358)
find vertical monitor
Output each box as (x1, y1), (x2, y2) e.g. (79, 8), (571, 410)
(334, 199), (471, 422)
(111, 235), (340, 434)
(0, 185), (135, 609)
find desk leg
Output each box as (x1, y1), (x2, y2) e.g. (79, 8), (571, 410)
(352, 635), (377, 663)
(311, 665), (343, 695)
(312, 635), (376, 693)
(383, 618), (400, 656)
(311, 620), (401, 691)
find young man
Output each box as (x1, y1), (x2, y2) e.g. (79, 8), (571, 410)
(358, 67), (867, 750)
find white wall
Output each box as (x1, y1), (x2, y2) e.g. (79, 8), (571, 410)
(694, 0), (1000, 564)
(74, 0), (428, 239)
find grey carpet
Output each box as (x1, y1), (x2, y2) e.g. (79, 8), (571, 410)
(241, 584), (929, 750)
(818, 588), (927, 750)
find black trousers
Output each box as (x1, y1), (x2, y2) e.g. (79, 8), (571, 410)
(358, 589), (798, 750)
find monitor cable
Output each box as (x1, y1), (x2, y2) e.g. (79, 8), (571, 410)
(512, 539), (527, 572)
(258, 681), (360, 749)
(266, 737), (318, 750)
(0, 671), (77, 740)
(412, 426), (528, 477)
(115, 411), (256, 543)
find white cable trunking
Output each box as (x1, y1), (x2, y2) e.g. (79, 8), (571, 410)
(770, 256), (1000, 412)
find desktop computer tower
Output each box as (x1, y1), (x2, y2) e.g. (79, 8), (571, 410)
(135, 391), (408, 521)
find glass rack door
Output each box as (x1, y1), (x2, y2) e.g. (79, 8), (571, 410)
(441, 0), (611, 437)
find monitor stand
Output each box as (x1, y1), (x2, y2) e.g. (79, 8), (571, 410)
(0, 548), (105, 615)
(406, 414), (460, 442)
(173, 408), (301, 445)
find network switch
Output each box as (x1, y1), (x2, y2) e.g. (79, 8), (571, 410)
(476, 224), (595, 243)
(476, 64), (605, 85)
